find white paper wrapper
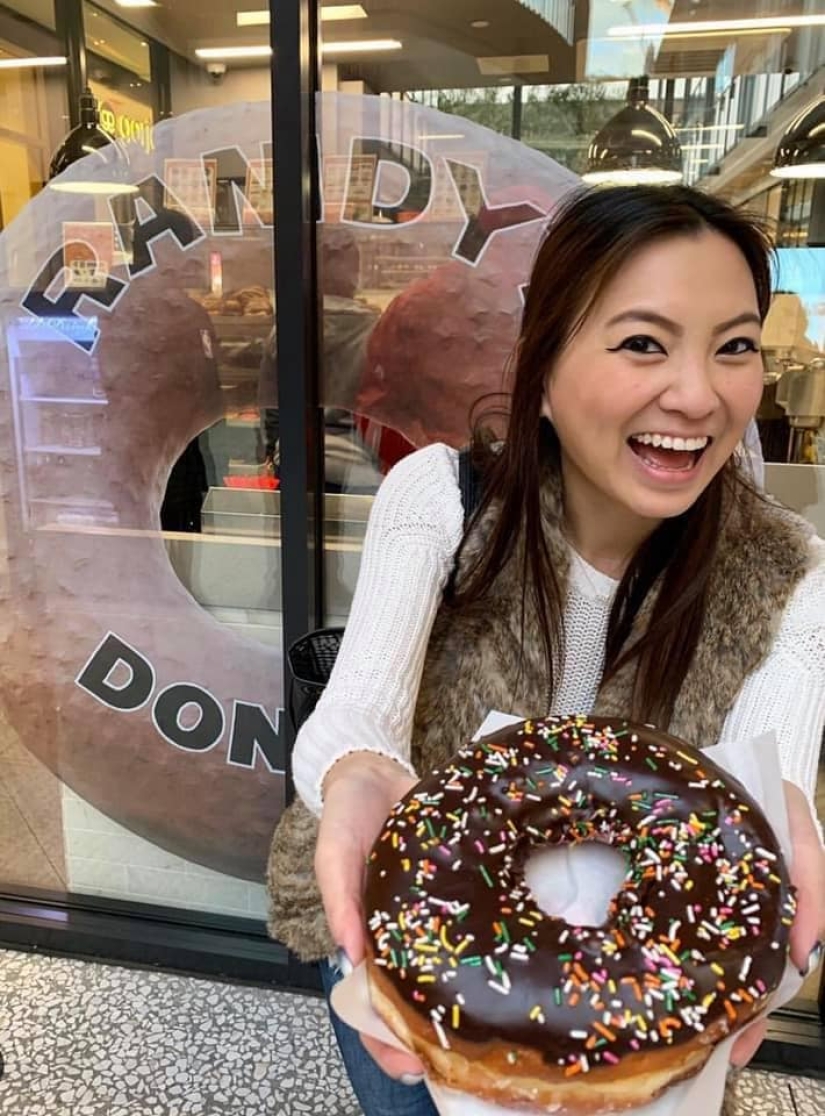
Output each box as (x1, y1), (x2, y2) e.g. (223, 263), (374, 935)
(332, 712), (804, 1116)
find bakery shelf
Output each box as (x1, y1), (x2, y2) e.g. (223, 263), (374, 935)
(21, 396), (109, 406)
(30, 496), (113, 507)
(25, 445), (101, 456)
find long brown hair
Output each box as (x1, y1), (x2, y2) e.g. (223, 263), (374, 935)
(452, 184), (774, 727)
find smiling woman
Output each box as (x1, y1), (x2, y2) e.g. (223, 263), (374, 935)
(545, 229), (766, 558)
(271, 183), (825, 1116)
(0, 0), (822, 1095)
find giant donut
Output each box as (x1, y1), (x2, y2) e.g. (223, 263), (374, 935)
(365, 715), (794, 1112)
(0, 97), (575, 881)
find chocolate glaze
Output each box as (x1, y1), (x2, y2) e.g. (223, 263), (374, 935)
(364, 716), (795, 1074)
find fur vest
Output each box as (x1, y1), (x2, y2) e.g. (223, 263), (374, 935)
(267, 475), (814, 962)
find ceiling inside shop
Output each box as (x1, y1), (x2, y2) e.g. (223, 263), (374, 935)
(87, 0), (812, 92)
(79, 0), (823, 201)
(649, 0), (799, 80)
(92, 0), (575, 86)
(85, 2), (151, 81)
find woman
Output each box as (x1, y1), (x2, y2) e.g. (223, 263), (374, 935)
(269, 185), (825, 1116)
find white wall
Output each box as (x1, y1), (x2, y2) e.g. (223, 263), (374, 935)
(170, 55), (271, 117)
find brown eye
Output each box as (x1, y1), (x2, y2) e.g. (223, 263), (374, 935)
(608, 335), (666, 355)
(718, 337), (760, 356)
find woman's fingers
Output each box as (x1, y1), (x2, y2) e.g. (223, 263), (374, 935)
(315, 801), (368, 965)
(729, 784), (825, 1071)
(315, 754), (425, 1079)
(729, 1018), (768, 1068)
(784, 782), (825, 973)
(316, 752), (418, 966)
(360, 1033), (426, 1081)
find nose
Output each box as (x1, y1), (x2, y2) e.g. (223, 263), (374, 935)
(657, 355), (720, 420)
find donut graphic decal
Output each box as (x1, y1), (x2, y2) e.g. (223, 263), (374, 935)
(0, 96), (576, 881)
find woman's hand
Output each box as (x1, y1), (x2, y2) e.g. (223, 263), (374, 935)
(730, 780), (825, 1067)
(316, 751), (426, 1081)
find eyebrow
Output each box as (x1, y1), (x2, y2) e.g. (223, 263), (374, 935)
(605, 309), (762, 336)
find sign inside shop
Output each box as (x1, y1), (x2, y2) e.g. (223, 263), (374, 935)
(98, 101), (155, 154)
(22, 141), (547, 353)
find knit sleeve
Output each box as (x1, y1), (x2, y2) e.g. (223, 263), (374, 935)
(291, 443), (464, 816)
(720, 537), (825, 811)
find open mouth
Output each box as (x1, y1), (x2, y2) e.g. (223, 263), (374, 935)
(627, 433), (712, 473)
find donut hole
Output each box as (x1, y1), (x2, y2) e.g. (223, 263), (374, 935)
(523, 841), (629, 928)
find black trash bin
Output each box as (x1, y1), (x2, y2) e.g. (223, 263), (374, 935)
(286, 627), (344, 733)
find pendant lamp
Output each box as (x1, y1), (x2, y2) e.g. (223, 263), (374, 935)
(49, 88), (138, 195)
(771, 94), (825, 179)
(583, 78), (682, 186)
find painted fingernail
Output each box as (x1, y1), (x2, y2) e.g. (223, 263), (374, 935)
(400, 1073), (425, 1086)
(800, 941), (824, 978)
(334, 947), (353, 978)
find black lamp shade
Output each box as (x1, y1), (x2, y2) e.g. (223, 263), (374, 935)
(772, 95), (825, 180)
(49, 88), (137, 195)
(584, 78), (682, 186)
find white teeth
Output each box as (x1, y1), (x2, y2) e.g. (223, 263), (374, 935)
(631, 434), (709, 452)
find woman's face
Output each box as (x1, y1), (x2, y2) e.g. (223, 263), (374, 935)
(544, 229), (764, 539)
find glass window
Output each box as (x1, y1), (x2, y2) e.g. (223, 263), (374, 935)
(84, 2), (151, 83)
(0, 5), (67, 230)
(0, 0), (822, 1022)
(2, 0), (55, 31)
(0, 0), (285, 932)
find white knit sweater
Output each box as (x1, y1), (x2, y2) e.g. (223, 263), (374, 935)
(293, 443), (825, 816)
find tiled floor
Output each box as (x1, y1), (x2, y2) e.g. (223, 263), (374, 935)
(0, 948), (823, 1116)
(0, 949), (359, 1116)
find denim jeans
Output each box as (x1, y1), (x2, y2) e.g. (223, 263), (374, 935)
(319, 960), (438, 1116)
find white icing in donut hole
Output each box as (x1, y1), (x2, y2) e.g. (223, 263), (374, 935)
(523, 843), (629, 929)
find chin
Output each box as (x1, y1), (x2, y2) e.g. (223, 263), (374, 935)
(623, 487), (708, 524)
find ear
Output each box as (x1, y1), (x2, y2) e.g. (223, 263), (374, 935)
(540, 388), (553, 423)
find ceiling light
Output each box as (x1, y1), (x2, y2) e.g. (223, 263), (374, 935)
(477, 55), (549, 76)
(771, 94), (825, 180)
(608, 15), (825, 38)
(638, 28), (791, 41)
(471, 20), (490, 29)
(322, 5), (368, 21)
(115, 0), (158, 8)
(583, 168), (684, 185)
(322, 39), (402, 54)
(51, 180), (139, 195)
(236, 9), (269, 24)
(237, 5), (367, 26)
(0, 55), (67, 69)
(198, 38), (401, 62)
(583, 77), (682, 186)
(196, 46), (272, 60)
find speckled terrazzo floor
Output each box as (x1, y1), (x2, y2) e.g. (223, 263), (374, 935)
(0, 947), (823, 1115)
(0, 949), (358, 1115)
